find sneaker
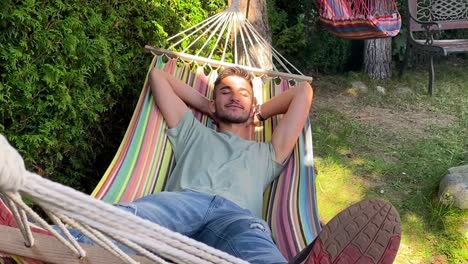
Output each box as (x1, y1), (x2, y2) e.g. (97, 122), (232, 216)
(290, 199), (401, 264)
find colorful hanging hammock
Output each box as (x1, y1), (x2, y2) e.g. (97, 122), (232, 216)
(91, 54), (320, 261)
(318, 0), (402, 39)
(0, 1), (320, 262)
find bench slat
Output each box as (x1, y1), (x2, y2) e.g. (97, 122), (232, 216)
(414, 39), (468, 53)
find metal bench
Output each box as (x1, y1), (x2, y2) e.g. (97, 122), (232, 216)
(404, 0), (468, 95)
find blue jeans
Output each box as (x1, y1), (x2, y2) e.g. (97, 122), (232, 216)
(66, 191), (287, 264)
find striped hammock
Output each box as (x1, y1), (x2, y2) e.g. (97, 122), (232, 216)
(91, 55), (321, 261)
(318, 0), (402, 39)
(1, 1), (320, 262)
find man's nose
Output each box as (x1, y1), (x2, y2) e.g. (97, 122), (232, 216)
(230, 92), (241, 102)
(231, 90), (244, 101)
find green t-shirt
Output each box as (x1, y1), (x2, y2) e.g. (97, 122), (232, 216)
(165, 111), (284, 217)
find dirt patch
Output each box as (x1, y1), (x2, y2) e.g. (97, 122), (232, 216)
(313, 94), (457, 138)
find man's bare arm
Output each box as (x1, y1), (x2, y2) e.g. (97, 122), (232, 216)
(149, 68), (211, 128)
(258, 82), (313, 164)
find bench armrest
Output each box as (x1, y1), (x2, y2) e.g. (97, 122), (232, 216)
(408, 13), (442, 45)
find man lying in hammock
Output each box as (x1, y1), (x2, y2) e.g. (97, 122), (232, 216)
(0, 66), (400, 264)
(133, 66), (313, 263)
(101, 66), (398, 264)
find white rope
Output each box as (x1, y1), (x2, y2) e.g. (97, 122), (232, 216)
(242, 19), (306, 76)
(168, 13), (225, 49)
(230, 0), (241, 10)
(239, 20), (272, 69)
(206, 11), (234, 61)
(6, 192), (87, 257)
(66, 220), (139, 264)
(4, 195), (34, 247)
(45, 210), (87, 258)
(195, 12), (232, 58)
(0, 135), (27, 192)
(234, 14), (252, 67)
(103, 229), (169, 264)
(233, 13), (239, 65)
(241, 21), (279, 71)
(181, 13), (228, 54)
(28, 174), (245, 263)
(163, 5), (311, 81)
(0, 134), (249, 264)
(220, 12), (235, 62)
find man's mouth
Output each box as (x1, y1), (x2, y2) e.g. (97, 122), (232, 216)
(225, 103), (244, 109)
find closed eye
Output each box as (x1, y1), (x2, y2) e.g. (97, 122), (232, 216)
(220, 87), (231, 94)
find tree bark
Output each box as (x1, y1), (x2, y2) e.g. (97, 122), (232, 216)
(228, 0), (273, 69)
(363, 0), (393, 80)
(363, 38), (392, 80)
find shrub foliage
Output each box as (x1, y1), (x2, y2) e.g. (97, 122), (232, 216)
(0, 0), (224, 191)
(267, 0), (355, 73)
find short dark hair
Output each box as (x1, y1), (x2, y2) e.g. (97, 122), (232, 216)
(214, 66), (253, 91)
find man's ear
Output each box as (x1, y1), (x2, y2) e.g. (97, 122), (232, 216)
(209, 100), (216, 114)
(208, 100), (219, 124)
(251, 96), (257, 118)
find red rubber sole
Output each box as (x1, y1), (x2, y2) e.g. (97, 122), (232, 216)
(294, 199), (401, 264)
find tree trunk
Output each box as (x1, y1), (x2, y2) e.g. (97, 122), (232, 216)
(363, 38), (392, 80)
(363, 0), (393, 80)
(228, 0), (273, 69)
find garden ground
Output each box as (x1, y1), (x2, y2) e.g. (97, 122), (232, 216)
(311, 57), (468, 263)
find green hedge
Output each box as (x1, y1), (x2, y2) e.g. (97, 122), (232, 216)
(0, 0), (224, 192)
(268, 0), (354, 73)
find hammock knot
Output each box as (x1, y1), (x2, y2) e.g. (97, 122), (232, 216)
(0, 134), (28, 192)
(230, 0), (241, 10)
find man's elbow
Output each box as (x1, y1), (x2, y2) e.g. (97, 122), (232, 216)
(299, 82), (313, 107)
(150, 68), (164, 80)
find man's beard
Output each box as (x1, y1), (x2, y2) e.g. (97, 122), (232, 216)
(214, 105), (252, 124)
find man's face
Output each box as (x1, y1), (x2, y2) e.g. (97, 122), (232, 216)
(211, 75), (254, 124)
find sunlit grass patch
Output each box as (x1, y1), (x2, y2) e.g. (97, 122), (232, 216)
(314, 156), (364, 222)
(398, 212), (432, 262)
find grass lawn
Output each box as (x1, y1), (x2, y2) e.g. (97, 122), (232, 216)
(311, 57), (468, 263)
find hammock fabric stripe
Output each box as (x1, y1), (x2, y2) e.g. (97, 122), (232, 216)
(319, 0), (401, 39)
(1, 55), (321, 263)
